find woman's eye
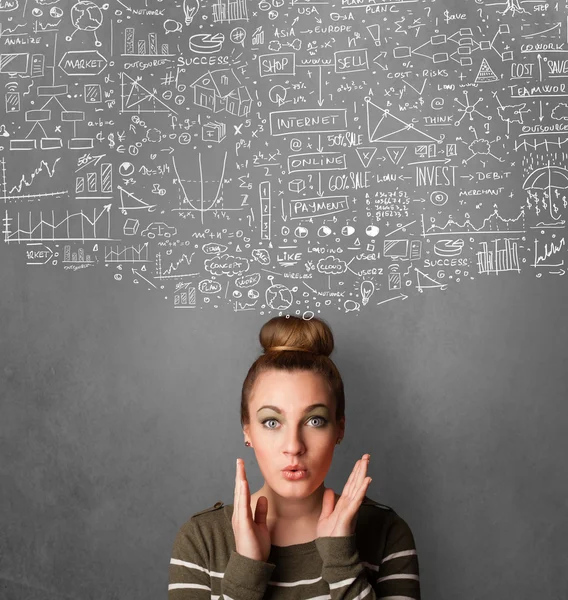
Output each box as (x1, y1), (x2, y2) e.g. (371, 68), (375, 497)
(261, 416), (328, 429)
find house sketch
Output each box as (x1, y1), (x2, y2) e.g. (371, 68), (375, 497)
(190, 68), (252, 118)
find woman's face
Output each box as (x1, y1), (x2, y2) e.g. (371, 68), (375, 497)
(243, 369), (344, 497)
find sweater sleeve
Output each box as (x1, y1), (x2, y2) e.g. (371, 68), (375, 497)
(168, 517), (276, 600)
(314, 514), (420, 600)
(221, 551), (276, 600)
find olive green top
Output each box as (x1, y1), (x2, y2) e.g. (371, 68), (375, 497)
(169, 495), (420, 599)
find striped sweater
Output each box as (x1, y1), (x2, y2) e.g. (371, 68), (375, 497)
(169, 495), (420, 599)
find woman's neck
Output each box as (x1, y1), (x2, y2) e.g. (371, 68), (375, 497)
(250, 483), (336, 523)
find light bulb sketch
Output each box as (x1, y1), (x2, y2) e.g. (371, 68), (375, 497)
(360, 280), (375, 305)
(183, 0), (201, 25)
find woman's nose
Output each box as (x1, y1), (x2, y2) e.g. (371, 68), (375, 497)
(284, 432), (305, 451)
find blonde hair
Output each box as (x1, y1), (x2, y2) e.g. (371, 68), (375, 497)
(240, 315), (345, 428)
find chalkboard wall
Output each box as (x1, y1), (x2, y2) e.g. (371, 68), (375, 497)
(1, 0), (567, 598)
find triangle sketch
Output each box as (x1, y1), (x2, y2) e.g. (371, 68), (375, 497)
(118, 185), (157, 214)
(415, 267), (448, 292)
(121, 72), (178, 114)
(386, 146), (407, 165)
(475, 58), (498, 84)
(355, 146), (377, 168)
(366, 99), (443, 144)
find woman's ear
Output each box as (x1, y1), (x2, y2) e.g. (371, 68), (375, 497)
(337, 416), (345, 438)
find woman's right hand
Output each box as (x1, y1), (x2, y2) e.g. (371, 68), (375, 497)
(232, 458), (271, 563)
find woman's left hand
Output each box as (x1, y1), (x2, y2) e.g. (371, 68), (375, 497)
(316, 454), (372, 538)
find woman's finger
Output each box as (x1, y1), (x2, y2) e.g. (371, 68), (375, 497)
(240, 462), (246, 522)
(235, 459), (240, 520)
(346, 458), (362, 498)
(358, 456), (369, 488)
(241, 463), (250, 520)
(355, 457), (370, 496)
(348, 455), (370, 498)
(340, 459), (359, 498)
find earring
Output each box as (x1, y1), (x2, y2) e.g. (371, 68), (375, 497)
(336, 438), (342, 445)
(245, 441), (251, 447)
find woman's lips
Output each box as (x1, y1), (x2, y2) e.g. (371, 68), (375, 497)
(282, 469), (307, 481)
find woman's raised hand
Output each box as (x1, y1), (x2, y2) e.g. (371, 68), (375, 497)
(232, 458), (271, 563)
(316, 453), (372, 539)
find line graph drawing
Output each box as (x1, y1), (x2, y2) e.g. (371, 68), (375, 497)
(104, 243), (150, 263)
(420, 209), (526, 237)
(155, 252), (199, 279)
(533, 237), (565, 267)
(3, 205), (113, 243)
(1, 156), (67, 202)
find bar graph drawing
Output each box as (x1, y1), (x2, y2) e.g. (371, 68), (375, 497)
(63, 244), (96, 264)
(173, 282), (197, 308)
(76, 161), (113, 200)
(477, 238), (521, 274)
(212, 0), (249, 23)
(123, 27), (173, 57)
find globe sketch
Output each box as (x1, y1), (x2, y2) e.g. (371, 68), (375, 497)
(265, 284), (293, 310)
(71, 1), (103, 32)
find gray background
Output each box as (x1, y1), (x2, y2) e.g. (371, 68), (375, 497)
(2, 262), (567, 599)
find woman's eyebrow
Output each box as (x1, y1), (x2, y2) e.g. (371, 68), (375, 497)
(256, 403), (329, 414)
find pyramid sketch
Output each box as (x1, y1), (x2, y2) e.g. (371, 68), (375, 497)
(475, 59), (498, 84)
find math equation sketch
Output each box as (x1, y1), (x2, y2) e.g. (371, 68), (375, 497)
(1, 0), (567, 314)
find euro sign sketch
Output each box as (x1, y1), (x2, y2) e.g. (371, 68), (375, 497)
(183, 0), (200, 25)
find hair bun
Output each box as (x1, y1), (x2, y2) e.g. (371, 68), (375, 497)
(259, 315), (334, 357)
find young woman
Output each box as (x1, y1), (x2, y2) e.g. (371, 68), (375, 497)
(169, 315), (421, 599)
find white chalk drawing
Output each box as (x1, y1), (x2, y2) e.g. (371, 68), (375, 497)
(1, 0), (568, 313)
